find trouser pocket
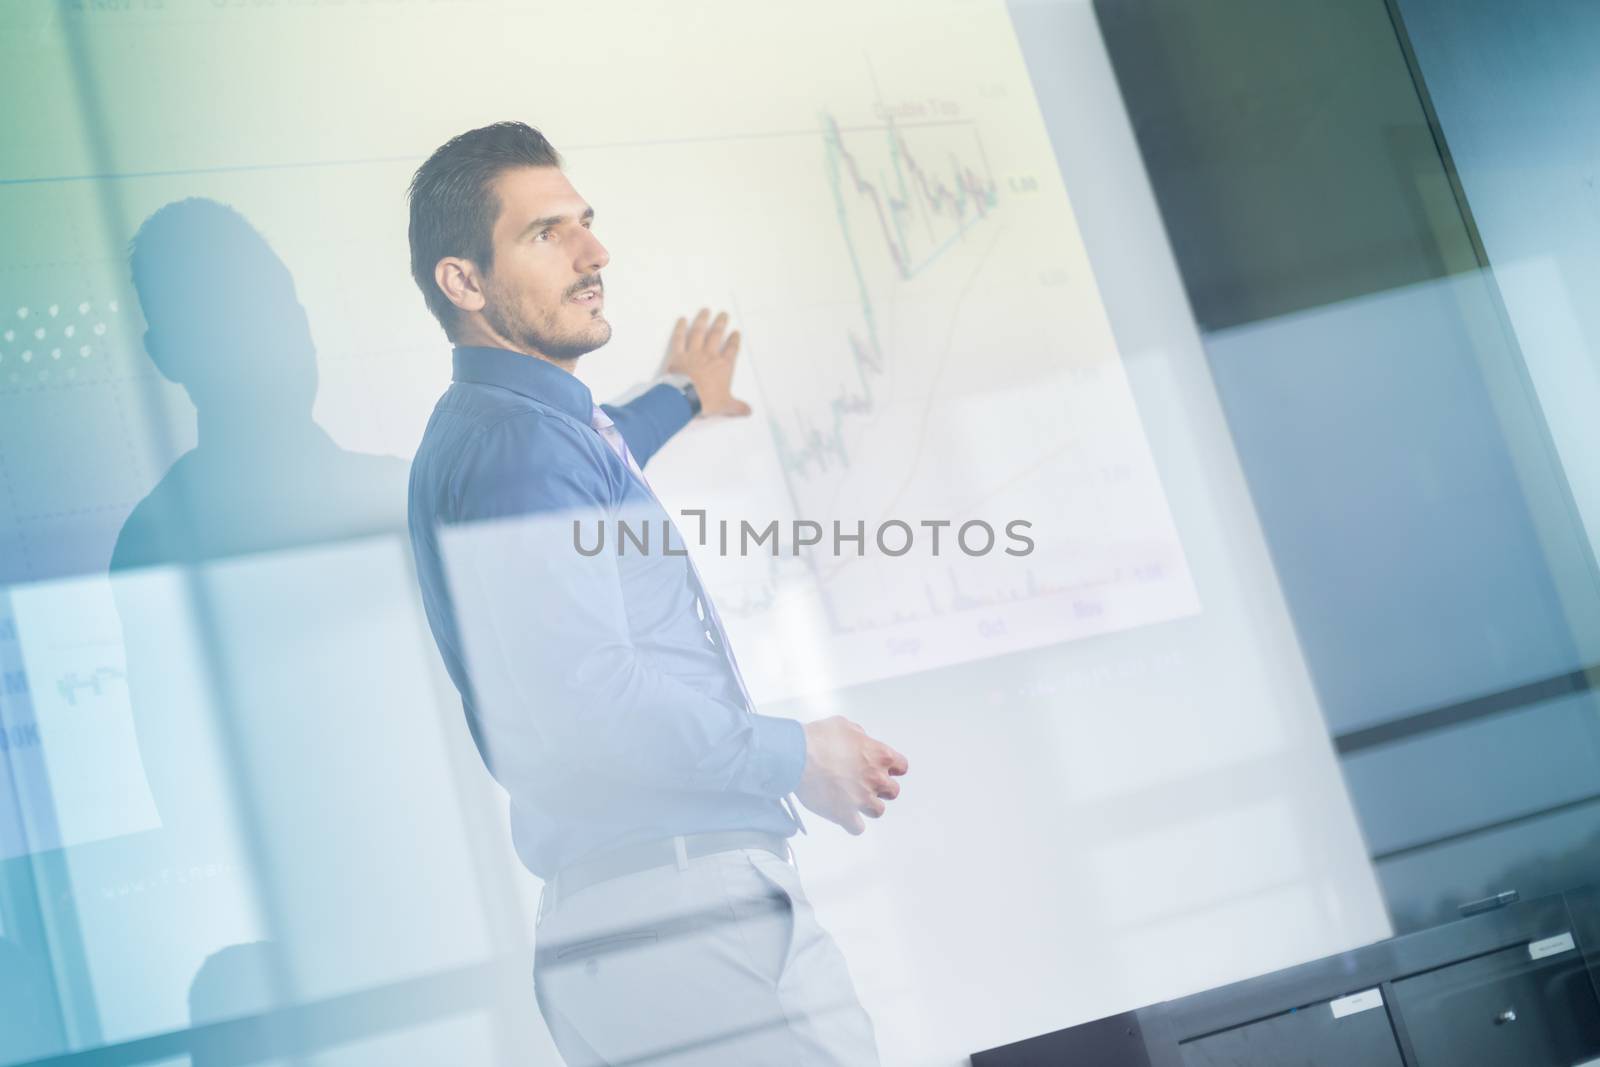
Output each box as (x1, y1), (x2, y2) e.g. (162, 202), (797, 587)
(551, 930), (660, 964)
(731, 852), (798, 988)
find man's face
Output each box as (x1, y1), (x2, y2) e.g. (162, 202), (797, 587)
(479, 166), (611, 361)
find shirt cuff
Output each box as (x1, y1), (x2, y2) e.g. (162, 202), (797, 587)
(646, 379), (696, 427)
(746, 713), (808, 797)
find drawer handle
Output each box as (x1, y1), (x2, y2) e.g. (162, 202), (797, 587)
(1493, 1008), (1518, 1026)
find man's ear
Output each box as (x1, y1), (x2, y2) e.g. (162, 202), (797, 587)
(435, 257), (487, 314)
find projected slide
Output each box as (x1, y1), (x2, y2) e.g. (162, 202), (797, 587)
(0, 0), (1195, 703)
(585, 61), (1200, 701)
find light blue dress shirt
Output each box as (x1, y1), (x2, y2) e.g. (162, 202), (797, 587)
(408, 346), (806, 878)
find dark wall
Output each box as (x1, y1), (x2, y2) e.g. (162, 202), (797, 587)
(1088, 0), (1600, 931)
(1094, 0), (1479, 331)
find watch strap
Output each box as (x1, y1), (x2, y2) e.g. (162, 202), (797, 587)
(660, 372), (702, 416)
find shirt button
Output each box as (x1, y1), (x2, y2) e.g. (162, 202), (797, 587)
(695, 598), (706, 621)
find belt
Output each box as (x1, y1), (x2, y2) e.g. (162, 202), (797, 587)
(549, 830), (790, 904)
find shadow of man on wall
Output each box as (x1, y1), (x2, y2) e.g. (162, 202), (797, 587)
(113, 198), (406, 572)
(109, 198), (410, 1062)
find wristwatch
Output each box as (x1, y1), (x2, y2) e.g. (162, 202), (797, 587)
(660, 372), (703, 417)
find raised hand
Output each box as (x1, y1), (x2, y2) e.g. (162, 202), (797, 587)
(662, 308), (752, 418)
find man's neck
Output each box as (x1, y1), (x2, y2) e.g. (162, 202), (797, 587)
(453, 324), (578, 374)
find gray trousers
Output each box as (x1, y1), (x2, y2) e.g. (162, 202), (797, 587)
(533, 846), (879, 1066)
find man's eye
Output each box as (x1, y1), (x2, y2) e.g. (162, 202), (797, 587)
(536, 229), (554, 242)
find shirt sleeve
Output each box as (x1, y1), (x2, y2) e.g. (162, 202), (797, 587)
(601, 381), (693, 468)
(440, 411), (805, 799)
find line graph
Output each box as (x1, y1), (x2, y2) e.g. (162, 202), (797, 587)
(771, 114), (999, 483)
(644, 84), (1201, 700)
(824, 113), (998, 282)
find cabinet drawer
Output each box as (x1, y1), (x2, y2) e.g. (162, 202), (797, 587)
(1391, 933), (1600, 1067)
(1180, 989), (1405, 1067)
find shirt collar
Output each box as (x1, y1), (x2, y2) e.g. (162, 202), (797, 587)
(451, 346), (594, 423)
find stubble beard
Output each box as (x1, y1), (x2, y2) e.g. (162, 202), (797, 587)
(483, 281), (612, 363)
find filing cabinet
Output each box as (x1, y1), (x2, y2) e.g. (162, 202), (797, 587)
(973, 888), (1600, 1067)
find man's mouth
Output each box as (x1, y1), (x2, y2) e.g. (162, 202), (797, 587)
(569, 285), (603, 306)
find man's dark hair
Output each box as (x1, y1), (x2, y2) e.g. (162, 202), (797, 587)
(407, 122), (563, 336)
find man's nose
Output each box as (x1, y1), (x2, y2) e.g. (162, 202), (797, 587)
(575, 229), (609, 274)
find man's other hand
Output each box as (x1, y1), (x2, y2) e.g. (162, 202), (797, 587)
(796, 716), (909, 835)
(663, 308), (752, 417)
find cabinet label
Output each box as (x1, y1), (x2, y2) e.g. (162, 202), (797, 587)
(1329, 988), (1384, 1019)
(1529, 932), (1576, 960)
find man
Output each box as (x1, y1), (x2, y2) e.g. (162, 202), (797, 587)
(405, 122), (908, 1065)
